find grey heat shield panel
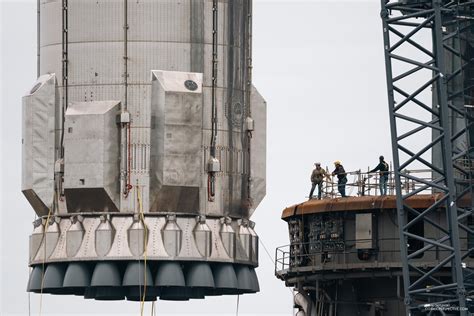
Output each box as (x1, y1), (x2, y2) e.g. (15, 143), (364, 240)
(150, 70), (203, 214)
(63, 101), (121, 212)
(22, 74), (59, 216)
(249, 85), (267, 216)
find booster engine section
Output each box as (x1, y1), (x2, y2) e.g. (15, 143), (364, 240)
(23, 0), (265, 302)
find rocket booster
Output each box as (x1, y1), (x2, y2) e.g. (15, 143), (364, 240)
(24, 0), (266, 301)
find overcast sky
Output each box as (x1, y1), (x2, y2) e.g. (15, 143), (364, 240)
(1, 0), (392, 315)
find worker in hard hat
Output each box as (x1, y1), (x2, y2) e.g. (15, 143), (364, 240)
(309, 162), (329, 200)
(332, 161), (348, 197)
(369, 155), (389, 195)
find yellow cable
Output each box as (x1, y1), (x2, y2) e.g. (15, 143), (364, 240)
(137, 186), (148, 315)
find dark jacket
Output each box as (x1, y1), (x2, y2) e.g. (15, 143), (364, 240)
(370, 161), (389, 176)
(332, 165), (347, 180)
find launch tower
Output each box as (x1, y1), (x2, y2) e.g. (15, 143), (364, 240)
(275, 0), (473, 315)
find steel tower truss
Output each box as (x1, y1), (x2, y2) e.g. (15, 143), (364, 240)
(381, 0), (474, 314)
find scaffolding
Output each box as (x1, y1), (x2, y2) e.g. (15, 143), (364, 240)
(380, 0), (474, 313)
(315, 167), (436, 199)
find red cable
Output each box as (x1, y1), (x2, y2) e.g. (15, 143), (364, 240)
(127, 123), (132, 192)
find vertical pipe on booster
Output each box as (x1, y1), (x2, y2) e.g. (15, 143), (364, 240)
(210, 0), (218, 156)
(208, 0), (219, 201)
(36, 0), (40, 78)
(60, 0), (68, 159)
(121, 0), (130, 197)
(246, 0), (253, 203)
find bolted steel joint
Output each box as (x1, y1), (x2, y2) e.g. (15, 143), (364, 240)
(237, 218), (249, 227)
(196, 215), (207, 224)
(33, 218), (43, 228)
(219, 216), (232, 225)
(166, 214), (177, 222)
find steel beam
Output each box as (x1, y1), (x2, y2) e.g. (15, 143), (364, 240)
(380, 0), (474, 313)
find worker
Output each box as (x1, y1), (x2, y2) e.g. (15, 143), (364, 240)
(369, 155), (389, 195)
(309, 162), (329, 200)
(332, 161), (347, 197)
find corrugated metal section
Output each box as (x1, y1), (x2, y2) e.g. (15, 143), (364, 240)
(201, 130), (246, 217)
(39, 45), (62, 81)
(67, 85), (124, 103)
(128, 0), (192, 43)
(39, 1), (61, 46)
(128, 43), (192, 83)
(68, 0), (123, 43)
(201, 87), (228, 130)
(68, 42), (124, 86)
(203, 1), (227, 45)
(126, 85), (150, 127)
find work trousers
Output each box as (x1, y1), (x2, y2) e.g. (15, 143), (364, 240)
(338, 177), (347, 197)
(379, 174), (388, 196)
(309, 181), (323, 199)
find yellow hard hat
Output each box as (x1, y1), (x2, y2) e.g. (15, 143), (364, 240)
(334, 160), (341, 165)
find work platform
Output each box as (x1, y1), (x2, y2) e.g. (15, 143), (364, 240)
(282, 193), (473, 218)
(275, 173), (473, 315)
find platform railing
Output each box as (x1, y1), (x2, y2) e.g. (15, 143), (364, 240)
(275, 238), (472, 275)
(318, 168), (434, 199)
(317, 160), (474, 199)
